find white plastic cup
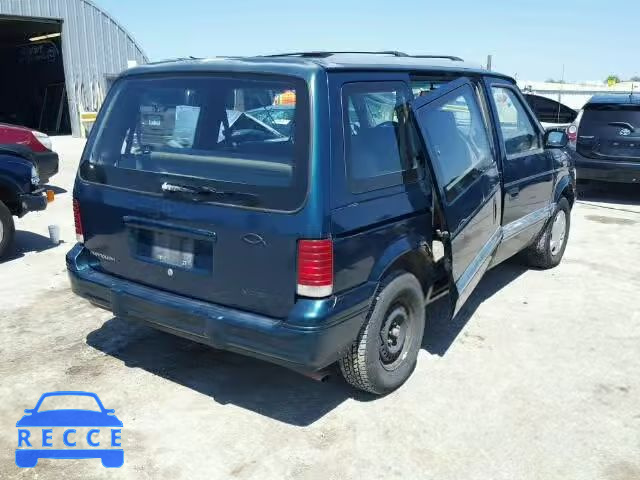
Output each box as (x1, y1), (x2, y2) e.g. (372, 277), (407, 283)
(48, 225), (61, 245)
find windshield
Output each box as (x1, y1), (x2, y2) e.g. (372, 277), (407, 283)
(81, 74), (310, 211)
(246, 105), (296, 136)
(36, 395), (102, 412)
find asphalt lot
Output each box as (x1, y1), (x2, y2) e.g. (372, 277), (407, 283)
(1, 137), (639, 479)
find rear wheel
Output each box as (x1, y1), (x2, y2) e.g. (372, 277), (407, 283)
(101, 451), (124, 468)
(15, 450), (38, 468)
(0, 201), (15, 260)
(525, 197), (571, 269)
(339, 272), (425, 395)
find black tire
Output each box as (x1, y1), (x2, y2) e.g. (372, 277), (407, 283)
(524, 197), (571, 269)
(339, 272), (426, 395)
(0, 201), (15, 260)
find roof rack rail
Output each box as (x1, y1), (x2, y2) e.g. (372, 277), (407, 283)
(147, 56), (202, 65)
(263, 51), (410, 58)
(263, 51), (464, 61)
(411, 55), (464, 62)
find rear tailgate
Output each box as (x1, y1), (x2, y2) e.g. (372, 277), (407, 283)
(76, 72), (313, 319)
(577, 102), (640, 160)
(78, 187), (301, 318)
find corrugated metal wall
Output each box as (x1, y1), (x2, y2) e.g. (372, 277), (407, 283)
(0, 0), (148, 136)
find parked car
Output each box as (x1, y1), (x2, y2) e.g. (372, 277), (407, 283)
(569, 93), (640, 183)
(67, 52), (576, 394)
(523, 93), (577, 131)
(0, 145), (52, 258)
(15, 391), (123, 468)
(0, 123), (59, 184)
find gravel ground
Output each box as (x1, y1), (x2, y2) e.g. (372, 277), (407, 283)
(1, 137), (639, 479)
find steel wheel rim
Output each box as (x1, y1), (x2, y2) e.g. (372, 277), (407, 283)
(379, 301), (414, 371)
(550, 210), (567, 256)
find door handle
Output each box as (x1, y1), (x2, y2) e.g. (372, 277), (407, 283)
(493, 197), (497, 221)
(508, 187), (519, 198)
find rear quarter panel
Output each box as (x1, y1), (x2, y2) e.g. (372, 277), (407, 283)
(550, 147), (576, 204)
(331, 190), (432, 292)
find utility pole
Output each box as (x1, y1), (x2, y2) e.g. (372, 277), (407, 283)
(556, 64), (565, 123)
(486, 55), (492, 71)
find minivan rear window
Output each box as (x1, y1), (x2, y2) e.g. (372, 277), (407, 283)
(80, 74), (310, 211)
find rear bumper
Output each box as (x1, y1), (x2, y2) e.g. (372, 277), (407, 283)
(66, 244), (372, 372)
(16, 449), (123, 468)
(18, 190), (47, 216)
(573, 152), (640, 183)
(32, 151), (59, 183)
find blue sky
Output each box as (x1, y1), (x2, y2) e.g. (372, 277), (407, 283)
(97, 0), (638, 82)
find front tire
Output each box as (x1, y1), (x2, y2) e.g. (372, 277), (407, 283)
(339, 272), (426, 395)
(0, 201), (16, 260)
(525, 197), (571, 269)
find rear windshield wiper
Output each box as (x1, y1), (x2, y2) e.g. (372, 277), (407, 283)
(161, 182), (260, 205)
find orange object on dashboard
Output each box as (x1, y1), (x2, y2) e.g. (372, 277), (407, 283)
(274, 90), (296, 105)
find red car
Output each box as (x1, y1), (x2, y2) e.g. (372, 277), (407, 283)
(0, 123), (59, 184)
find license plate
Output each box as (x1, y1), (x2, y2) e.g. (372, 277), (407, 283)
(146, 116), (162, 127)
(150, 231), (195, 269)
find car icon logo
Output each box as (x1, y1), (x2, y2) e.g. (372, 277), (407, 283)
(619, 128), (632, 136)
(15, 391), (123, 468)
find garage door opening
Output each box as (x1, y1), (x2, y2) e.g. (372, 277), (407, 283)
(0, 16), (71, 135)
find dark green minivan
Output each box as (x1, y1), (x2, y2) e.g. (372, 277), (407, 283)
(68, 52), (575, 394)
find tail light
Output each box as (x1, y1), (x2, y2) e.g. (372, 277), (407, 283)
(297, 239), (333, 298)
(567, 124), (578, 144)
(567, 109), (583, 148)
(73, 199), (84, 244)
(31, 130), (53, 151)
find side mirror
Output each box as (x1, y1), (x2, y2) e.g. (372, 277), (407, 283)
(24, 409), (34, 414)
(104, 409), (115, 415)
(545, 130), (569, 149)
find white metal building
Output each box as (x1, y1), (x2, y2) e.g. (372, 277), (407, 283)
(519, 81), (638, 111)
(0, 0), (147, 136)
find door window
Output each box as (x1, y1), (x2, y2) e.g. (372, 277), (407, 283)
(492, 87), (541, 157)
(417, 84), (495, 202)
(411, 79), (450, 97)
(523, 94), (577, 124)
(342, 82), (421, 192)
